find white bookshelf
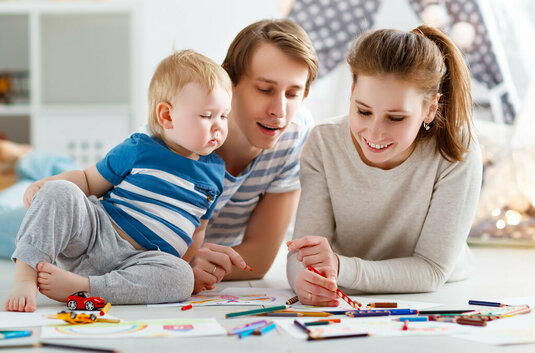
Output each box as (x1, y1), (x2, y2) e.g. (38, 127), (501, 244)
(0, 0), (135, 167)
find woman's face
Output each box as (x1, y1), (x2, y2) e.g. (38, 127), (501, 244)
(349, 74), (437, 170)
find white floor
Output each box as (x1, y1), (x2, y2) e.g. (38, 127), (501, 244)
(0, 245), (534, 352)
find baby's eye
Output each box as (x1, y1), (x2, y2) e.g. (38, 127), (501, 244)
(200, 113), (211, 119)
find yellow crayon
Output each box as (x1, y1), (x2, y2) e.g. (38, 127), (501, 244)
(100, 302), (112, 316)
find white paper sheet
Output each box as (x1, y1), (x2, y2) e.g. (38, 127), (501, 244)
(40, 317), (226, 339)
(148, 287), (296, 307)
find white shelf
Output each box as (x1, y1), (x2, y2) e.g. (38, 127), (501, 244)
(0, 104), (31, 116)
(0, 0), (135, 152)
(0, 1), (133, 14)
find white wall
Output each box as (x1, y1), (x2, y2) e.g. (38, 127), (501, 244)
(303, 0), (421, 123)
(132, 0), (280, 128)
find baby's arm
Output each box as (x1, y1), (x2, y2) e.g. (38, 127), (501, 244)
(182, 220), (208, 263)
(23, 165), (113, 208)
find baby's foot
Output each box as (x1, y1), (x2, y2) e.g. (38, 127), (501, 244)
(4, 280), (38, 312)
(37, 262), (90, 303)
(4, 260), (38, 312)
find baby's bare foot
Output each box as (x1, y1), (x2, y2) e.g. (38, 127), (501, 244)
(37, 262), (90, 303)
(4, 260), (38, 312)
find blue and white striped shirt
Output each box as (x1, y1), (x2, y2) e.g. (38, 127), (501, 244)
(97, 133), (225, 258)
(205, 110), (313, 246)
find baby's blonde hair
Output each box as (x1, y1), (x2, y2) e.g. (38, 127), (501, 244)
(148, 50), (232, 138)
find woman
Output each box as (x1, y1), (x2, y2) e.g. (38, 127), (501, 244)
(287, 25), (482, 306)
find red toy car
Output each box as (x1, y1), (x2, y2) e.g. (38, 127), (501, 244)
(66, 291), (106, 311)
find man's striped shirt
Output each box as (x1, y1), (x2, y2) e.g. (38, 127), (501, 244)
(205, 110), (312, 246)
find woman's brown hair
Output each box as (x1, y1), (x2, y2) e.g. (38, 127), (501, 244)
(347, 25), (473, 162)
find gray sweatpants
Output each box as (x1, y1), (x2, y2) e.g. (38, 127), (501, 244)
(12, 180), (194, 304)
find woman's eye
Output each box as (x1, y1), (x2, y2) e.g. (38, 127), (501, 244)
(358, 109), (371, 116)
(258, 88), (271, 94)
(389, 116), (405, 122)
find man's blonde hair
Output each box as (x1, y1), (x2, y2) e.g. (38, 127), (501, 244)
(148, 49), (232, 138)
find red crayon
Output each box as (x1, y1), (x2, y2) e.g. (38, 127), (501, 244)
(181, 304), (193, 311)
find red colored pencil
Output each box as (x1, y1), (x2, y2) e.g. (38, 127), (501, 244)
(307, 265), (362, 309)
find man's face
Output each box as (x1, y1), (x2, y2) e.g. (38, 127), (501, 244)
(230, 43), (309, 151)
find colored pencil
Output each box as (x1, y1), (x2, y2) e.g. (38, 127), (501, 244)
(305, 321), (332, 326)
(418, 310), (471, 315)
(226, 305), (288, 318)
(253, 322), (276, 335)
(468, 300), (507, 307)
(286, 295), (299, 305)
(345, 309), (417, 317)
(307, 332), (369, 341)
(367, 302), (397, 308)
(232, 320), (267, 331)
(0, 330), (32, 340)
(293, 320), (310, 334)
(307, 265), (362, 309)
(402, 320), (409, 331)
(238, 328), (256, 339)
(394, 317), (428, 322)
(232, 321), (269, 335)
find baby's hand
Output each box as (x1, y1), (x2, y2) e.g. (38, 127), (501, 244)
(23, 179), (49, 209)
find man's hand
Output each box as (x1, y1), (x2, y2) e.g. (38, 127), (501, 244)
(191, 243), (247, 293)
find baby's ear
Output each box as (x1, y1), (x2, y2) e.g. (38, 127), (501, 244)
(156, 102), (173, 129)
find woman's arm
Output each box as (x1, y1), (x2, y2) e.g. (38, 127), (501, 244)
(336, 140), (483, 293)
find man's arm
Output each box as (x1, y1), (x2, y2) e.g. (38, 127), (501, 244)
(223, 189), (300, 280)
(182, 219), (208, 263)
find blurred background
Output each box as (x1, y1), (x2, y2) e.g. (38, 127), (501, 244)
(1, 0), (534, 245)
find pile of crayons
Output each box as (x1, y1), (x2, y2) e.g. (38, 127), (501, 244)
(223, 298), (532, 341)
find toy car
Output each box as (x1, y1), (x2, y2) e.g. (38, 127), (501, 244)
(56, 310), (97, 324)
(66, 291), (106, 311)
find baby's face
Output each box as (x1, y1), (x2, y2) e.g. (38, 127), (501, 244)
(164, 82), (231, 158)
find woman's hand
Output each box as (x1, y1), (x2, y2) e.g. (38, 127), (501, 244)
(294, 268), (339, 306)
(23, 179), (49, 209)
(287, 236), (339, 281)
(191, 243), (247, 293)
